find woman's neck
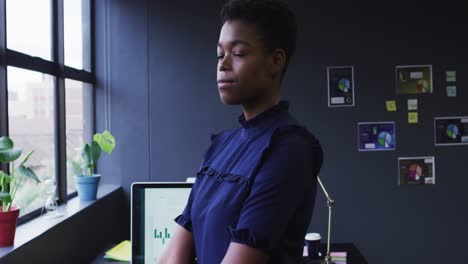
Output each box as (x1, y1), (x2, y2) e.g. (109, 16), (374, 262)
(241, 93), (281, 121)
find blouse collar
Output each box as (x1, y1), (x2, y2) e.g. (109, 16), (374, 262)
(238, 100), (289, 129)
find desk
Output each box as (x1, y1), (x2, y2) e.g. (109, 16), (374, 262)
(92, 242), (367, 264)
(303, 243), (367, 264)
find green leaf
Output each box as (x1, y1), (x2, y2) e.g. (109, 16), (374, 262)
(93, 134), (101, 143)
(94, 130), (115, 154)
(0, 171), (11, 185)
(0, 136), (14, 151)
(90, 141), (101, 163)
(82, 142), (101, 169)
(0, 136), (22, 163)
(82, 143), (92, 167)
(0, 148), (22, 163)
(18, 165), (41, 184)
(0, 191), (12, 203)
(19, 150), (34, 167)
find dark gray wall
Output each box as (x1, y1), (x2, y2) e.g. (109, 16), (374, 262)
(95, 0), (468, 263)
(95, 0), (150, 193)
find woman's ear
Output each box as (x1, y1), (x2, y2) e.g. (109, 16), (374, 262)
(269, 48), (286, 79)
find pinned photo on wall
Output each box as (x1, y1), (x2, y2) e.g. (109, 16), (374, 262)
(398, 157), (435, 185)
(407, 99), (418, 111)
(396, 65), (433, 94)
(434, 117), (468, 146)
(327, 66), (355, 107)
(446, 86), (457, 97)
(358, 122), (396, 151)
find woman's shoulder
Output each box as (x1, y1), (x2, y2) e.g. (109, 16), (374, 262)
(271, 124), (321, 148)
(269, 124), (324, 175)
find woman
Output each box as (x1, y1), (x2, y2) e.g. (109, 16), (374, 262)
(159, 0), (323, 263)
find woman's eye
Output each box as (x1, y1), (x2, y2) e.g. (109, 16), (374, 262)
(217, 53), (245, 60)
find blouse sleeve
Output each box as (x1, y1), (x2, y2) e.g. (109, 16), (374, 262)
(227, 127), (323, 254)
(174, 156), (203, 232)
(174, 131), (222, 232)
(174, 182), (197, 232)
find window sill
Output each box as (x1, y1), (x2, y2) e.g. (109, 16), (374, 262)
(0, 184), (121, 260)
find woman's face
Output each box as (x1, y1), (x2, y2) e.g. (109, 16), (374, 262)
(217, 19), (274, 105)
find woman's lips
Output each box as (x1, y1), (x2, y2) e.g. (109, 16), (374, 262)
(218, 81), (235, 89)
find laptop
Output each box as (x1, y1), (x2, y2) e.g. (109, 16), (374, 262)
(131, 182), (193, 264)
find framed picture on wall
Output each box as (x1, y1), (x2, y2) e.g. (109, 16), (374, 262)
(327, 66), (355, 107)
(434, 116), (468, 146)
(395, 65), (433, 94)
(398, 157), (435, 185)
(357, 121), (396, 151)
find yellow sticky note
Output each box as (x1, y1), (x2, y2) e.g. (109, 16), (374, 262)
(386, 100), (397, 112)
(408, 112), (418, 124)
(104, 240), (131, 262)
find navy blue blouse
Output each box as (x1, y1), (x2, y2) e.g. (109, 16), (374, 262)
(175, 100), (323, 264)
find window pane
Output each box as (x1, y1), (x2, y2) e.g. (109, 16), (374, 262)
(6, 0), (52, 60)
(64, 0), (91, 70)
(66, 79), (93, 195)
(7, 66), (56, 217)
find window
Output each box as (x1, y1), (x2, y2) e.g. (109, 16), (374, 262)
(7, 67), (55, 216)
(65, 79), (93, 195)
(64, 0), (91, 70)
(0, 0), (94, 223)
(6, 0), (52, 61)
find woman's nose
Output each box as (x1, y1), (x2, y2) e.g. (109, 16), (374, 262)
(218, 55), (231, 71)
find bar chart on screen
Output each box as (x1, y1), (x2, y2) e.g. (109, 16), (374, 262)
(154, 227), (172, 245)
(144, 188), (190, 263)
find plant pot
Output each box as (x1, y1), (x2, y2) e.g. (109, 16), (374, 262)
(75, 174), (101, 201)
(0, 206), (20, 247)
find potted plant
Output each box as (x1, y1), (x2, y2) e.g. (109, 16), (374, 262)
(75, 130), (115, 201)
(0, 136), (40, 247)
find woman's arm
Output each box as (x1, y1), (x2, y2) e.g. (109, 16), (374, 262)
(158, 224), (196, 264)
(221, 242), (268, 264)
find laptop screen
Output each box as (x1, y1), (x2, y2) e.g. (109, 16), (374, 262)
(131, 182), (193, 264)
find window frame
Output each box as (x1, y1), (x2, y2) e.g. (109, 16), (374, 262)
(0, 0), (95, 225)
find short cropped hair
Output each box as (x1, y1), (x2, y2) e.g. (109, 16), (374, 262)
(220, 0), (297, 81)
